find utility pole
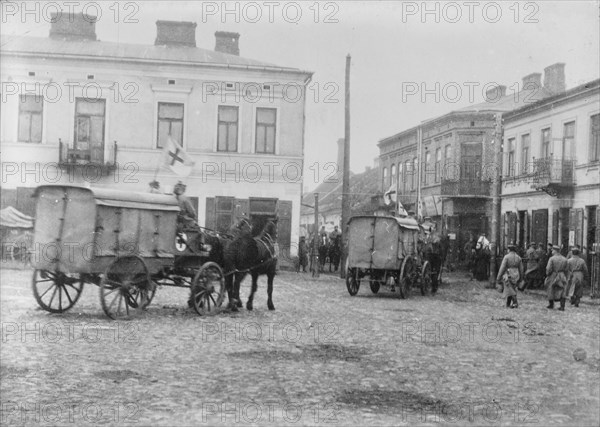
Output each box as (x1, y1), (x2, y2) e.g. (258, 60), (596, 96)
(416, 125), (423, 220)
(489, 112), (503, 287)
(340, 54), (351, 279)
(312, 192), (320, 278)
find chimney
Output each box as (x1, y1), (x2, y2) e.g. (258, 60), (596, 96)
(522, 72), (542, 90)
(544, 63), (566, 94)
(484, 85), (507, 102)
(155, 21), (197, 47)
(49, 12), (97, 41)
(215, 31), (240, 56)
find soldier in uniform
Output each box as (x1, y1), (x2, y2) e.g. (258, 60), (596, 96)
(523, 242), (539, 291)
(536, 242), (548, 288)
(174, 181), (198, 232)
(545, 245), (569, 310)
(496, 243), (524, 308)
(566, 247), (589, 307)
(421, 220), (442, 294)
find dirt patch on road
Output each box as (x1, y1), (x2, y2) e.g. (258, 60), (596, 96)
(337, 388), (446, 414)
(228, 343), (366, 363)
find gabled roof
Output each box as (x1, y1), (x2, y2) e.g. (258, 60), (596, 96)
(0, 35), (310, 74)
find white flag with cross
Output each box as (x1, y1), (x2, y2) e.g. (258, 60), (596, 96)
(162, 136), (195, 177)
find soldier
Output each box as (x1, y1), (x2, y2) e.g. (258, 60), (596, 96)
(174, 181), (198, 232)
(297, 236), (309, 273)
(536, 242), (548, 288)
(545, 245), (569, 310)
(496, 243), (524, 308)
(566, 247), (589, 307)
(523, 242), (539, 291)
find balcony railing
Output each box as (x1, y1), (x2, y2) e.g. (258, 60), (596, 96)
(441, 179), (491, 197)
(58, 139), (118, 171)
(531, 156), (575, 188)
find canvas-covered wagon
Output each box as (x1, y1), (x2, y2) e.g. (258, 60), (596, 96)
(31, 185), (225, 319)
(345, 215), (433, 298)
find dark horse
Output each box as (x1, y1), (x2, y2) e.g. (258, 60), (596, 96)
(222, 219), (278, 311)
(327, 237), (341, 272)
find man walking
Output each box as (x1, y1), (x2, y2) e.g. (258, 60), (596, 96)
(523, 242), (539, 291)
(566, 247), (589, 307)
(545, 245), (569, 311)
(496, 243), (524, 308)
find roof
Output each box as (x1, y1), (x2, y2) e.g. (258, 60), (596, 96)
(301, 166), (381, 217)
(0, 35), (310, 74)
(0, 206), (34, 228)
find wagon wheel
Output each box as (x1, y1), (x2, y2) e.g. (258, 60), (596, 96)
(420, 261), (432, 296)
(399, 257), (415, 299)
(100, 256), (152, 320)
(345, 258), (360, 296)
(369, 280), (381, 294)
(190, 262), (225, 315)
(32, 270), (84, 313)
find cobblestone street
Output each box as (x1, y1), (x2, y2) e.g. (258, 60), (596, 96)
(1, 267), (599, 426)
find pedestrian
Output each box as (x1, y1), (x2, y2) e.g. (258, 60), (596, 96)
(545, 245), (569, 311)
(536, 243), (548, 289)
(523, 242), (539, 291)
(463, 234), (475, 272)
(496, 243), (523, 308)
(566, 247), (589, 307)
(297, 236), (309, 273)
(473, 233), (490, 281)
(423, 224), (443, 294)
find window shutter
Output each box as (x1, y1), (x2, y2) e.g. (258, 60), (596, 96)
(576, 208), (584, 247)
(205, 197), (215, 229)
(552, 210), (559, 245)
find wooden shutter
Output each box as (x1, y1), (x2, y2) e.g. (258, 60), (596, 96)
(277, 200), (293, 259)
(532, 209), (548, 246)
(205, 197), (215, 229)
(596, 207), (600, 245)
(502, 213), (507, 252)
(507, 212), (517, 246)
(575, 208), (584, 247)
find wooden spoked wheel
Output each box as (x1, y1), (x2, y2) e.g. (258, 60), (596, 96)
(32, 270), (84, 313)
(421, 261), (432, 296)
(190, 262), (225, 315)
(369, 280), (381, 294)
(399, 257), (416, 299)
(345, 258), (360, 296)
(100, 256), (152, 320)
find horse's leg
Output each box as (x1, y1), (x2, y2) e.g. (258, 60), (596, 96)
(267, 267), (275, 311)
(234, 273), (244, 308)
(246, 272), (258, 311)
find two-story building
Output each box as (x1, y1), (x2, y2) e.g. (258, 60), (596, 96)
(378, 64), (567, 263)
(1, 13), (312, 258)
(500, 78), (599, 260)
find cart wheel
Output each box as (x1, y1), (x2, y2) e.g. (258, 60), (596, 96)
(32, 270), (84, 313)
(399, 257), (415, 299)
(370, 281), (381, 294)
(345, 259), (360, 296)
(190, 262), (225, 315)
(100, 256), (152, 320)
(421, 261), (432, 296)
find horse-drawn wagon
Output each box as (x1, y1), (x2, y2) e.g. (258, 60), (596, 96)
(345, 215), (433, 298)
(30, 185), (226, 319)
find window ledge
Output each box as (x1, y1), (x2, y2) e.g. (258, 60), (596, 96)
(151, 84), (193, 94)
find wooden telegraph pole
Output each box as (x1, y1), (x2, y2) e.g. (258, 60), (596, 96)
(340, 54), (351, 279)
(489, 113), (503, 287)
(312, 192), (320, 278)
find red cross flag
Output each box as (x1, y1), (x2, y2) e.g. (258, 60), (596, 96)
(162, 136), (195, 177)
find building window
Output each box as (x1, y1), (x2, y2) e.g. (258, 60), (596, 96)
(590, 114), (600, 162)
(390, 163), (396, 186)
(18, 94), (43, 143)
(507, 138), (515, 177)
(541, 128), (551, 158)
(563, 121), (575, 159)
(398, 162), (403, 189)
(218, 105), (239, 152)
(157, 102), (184, 149)
(412, 157), (418, 190)
(423, 151), (431, 184)
(382, 167), (387, 189)
(75, 97), (105, 153)
(521, 134), (530, 174)
(255, 107), (276, 154)
(435, 148), (441, 182)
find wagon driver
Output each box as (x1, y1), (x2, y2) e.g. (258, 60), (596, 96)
(174, 181), (199, 232)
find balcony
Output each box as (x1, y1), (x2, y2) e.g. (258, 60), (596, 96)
(58, 139), (118, 173)
(441, 179), (491, 197)
(531, 156), (575, 197)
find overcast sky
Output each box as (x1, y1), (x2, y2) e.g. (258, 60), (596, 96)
(2, 1), (599, 189)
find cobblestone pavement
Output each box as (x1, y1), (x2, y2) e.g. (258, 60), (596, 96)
(1, 267), (599, 426)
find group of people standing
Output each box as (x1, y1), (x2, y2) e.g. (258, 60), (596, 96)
(463, 233), (491, 281)
(297, 225), (342, 273)
(497, 242), (589, 310)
